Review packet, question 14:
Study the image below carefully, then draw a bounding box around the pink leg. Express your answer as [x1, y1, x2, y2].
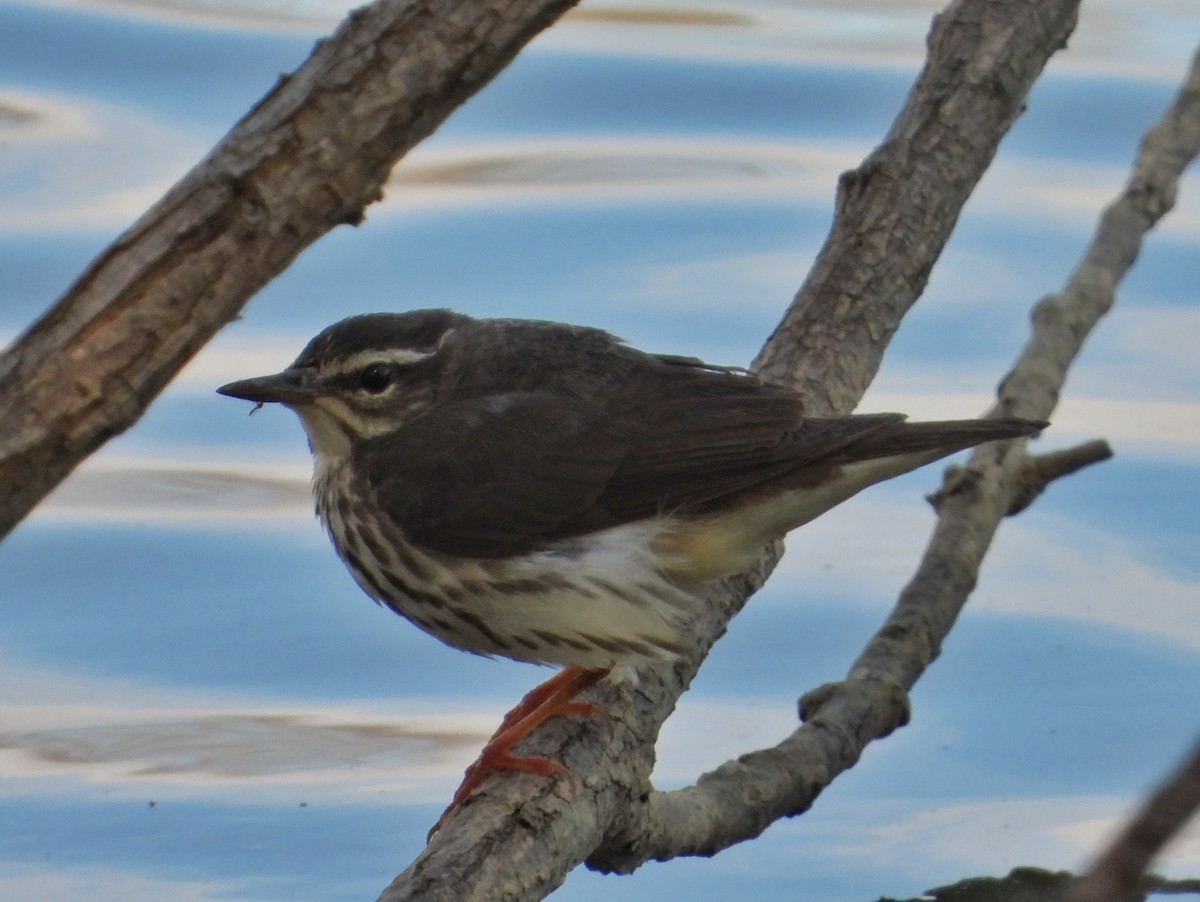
[429, 666, 609, 839]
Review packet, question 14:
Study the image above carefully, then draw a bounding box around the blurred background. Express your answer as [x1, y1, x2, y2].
[1, 0, 1198, 899]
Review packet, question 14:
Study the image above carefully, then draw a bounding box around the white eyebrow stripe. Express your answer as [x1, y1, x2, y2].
[327, 348, 436, 375]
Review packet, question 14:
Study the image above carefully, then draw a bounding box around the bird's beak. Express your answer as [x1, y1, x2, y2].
[216, 367, 318, 406]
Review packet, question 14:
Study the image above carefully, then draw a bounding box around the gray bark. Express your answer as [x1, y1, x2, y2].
[1066, 734, 1200, 902]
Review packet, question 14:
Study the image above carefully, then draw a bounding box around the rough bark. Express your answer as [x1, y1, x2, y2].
[0, 0, 581, 541]
[751, 0, 1076, 409]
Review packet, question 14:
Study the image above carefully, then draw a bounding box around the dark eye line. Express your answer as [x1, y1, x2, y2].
[325, 351, 438, 396]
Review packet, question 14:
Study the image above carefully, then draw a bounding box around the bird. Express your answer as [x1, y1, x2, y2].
[217, 309, 1044, 827]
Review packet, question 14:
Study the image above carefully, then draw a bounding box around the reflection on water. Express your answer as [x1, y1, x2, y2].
[33, 0, 758, 32]
[386, 139, 840, 208]
[0, 89, 88, 140]
[39, 460, 311, 524]
[0, 708, 479, 781]
[0, 87, 198, 233]
[397, 145, 788, 187]
[568, 6, 754, 27]
[34, 0, 342, 30]
[0, 98, 37, 126]
[37, 0, 1200, 76]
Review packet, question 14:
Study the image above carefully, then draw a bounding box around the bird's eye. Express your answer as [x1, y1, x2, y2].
[358, 363, 397, 394]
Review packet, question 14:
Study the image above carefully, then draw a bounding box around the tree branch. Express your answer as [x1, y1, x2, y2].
[586, 36, 1200, 878]
[1065, 736, 1200, 902]
[0, 0, 581, 541]
[752, 0, 1078, 411]
[931, 438, 1114, 516]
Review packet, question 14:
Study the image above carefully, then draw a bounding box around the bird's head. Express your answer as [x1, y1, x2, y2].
[217, 309, 467, 460]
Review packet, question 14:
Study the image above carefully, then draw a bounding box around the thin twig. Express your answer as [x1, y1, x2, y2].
[929, 438, 1114, 515]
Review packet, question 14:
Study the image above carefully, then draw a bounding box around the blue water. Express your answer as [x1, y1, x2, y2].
[0, 3, 314, 129]
[2, 0, 1199, 899]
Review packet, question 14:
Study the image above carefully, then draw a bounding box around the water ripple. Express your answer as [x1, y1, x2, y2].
[387, 139, 843, 207]
[40, 460, 311, 524]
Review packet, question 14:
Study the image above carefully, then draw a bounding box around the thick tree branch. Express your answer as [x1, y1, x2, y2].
[752, 0, 1077, 410]
[586, 40, 1200, 874]
[0, 0, 581, 541]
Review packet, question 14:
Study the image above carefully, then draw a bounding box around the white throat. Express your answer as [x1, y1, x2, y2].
[296, 404, 354, 462]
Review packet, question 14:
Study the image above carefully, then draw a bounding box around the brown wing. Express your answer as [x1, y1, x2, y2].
[601, 371, 1043, 518]
[593, 359, 895, 520]
[365, 359, 860, 557]
[362, 353, 1042, 558]
[360, 391, 627, 558]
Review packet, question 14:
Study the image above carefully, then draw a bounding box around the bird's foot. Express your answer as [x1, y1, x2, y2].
[428, 666, 609, 840]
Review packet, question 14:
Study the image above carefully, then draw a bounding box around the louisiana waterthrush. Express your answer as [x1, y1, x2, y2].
[218, 309, 1044, 819]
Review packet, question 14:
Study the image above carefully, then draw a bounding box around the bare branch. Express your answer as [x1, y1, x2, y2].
[930, 438, 1114, 516]
[1065, 736, 1200, 902]
[0, 0, 581, 540]
[7, 0, 1191, 895]
[992, 45, 1200, 424]
[587, 38, 1200, 875]
[753, 0, 1079, 412]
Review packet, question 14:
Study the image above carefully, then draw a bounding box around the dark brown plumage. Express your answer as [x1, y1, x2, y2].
[219, 310, 1045, 666]
[218, 310, 1045, 825]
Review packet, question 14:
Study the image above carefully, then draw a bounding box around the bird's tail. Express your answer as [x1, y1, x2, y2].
[840, 416, 1047, 462]
[676, 415, 1047, 579]
[657, 414, 1047, 583]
